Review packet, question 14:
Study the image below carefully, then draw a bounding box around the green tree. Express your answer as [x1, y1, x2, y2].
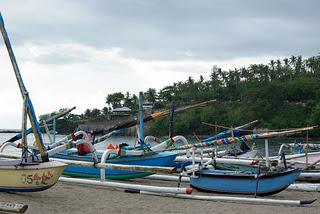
[106, 92, 125, 109]
[144, 88, 157, 103]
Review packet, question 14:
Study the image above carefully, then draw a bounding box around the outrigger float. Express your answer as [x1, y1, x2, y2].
[0, 12, 66, 192]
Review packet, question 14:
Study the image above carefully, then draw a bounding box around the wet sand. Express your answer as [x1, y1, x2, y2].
[0, 178, 319, 214]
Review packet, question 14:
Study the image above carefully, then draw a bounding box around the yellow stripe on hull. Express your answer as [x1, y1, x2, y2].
[0, 161, 66, 192]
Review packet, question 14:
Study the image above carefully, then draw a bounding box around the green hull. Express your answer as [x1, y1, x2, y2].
[63, 171, 153, 180]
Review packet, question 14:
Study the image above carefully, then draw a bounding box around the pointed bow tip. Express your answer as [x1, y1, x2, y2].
[300, 199, 317, 205]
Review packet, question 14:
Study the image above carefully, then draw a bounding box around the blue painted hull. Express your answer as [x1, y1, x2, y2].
[190, 168, 300, 195]
[52, 151, 177, 180]
[173, 161, 192, 168]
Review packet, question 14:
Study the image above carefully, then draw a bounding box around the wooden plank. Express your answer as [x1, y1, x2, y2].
[0, 202, 28, 213]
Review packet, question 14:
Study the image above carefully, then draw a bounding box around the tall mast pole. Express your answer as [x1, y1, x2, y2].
[0, 12, 48, 161]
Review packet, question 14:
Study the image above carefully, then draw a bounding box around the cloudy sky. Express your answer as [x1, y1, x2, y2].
[0, 0, 319, 128]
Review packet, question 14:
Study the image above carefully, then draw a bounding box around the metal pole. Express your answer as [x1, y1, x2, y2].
[200, 148, 204, 165]
[100, 168, 106, 181]
[53, 119, 56, 144]
[192, 148, 196, 177]
[138, 92, 144, 145]
[214, 121, 217, 135]
[42, 120, 53, 144]
[265, 139, 270, 168]
[169, 102, 174, 138]
[306, 130, 309, 168]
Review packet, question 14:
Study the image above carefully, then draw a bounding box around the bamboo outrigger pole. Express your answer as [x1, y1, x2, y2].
[94, 100, 216, 144]
[0, 12, 48, 162]
[202, 120, 259, 142]
[1, 106, 76, 146]
[59, 177, 193, 195]
[141, 192, 316, 206]
[165, 126, 317, 151]
[40, 106, 76, 124]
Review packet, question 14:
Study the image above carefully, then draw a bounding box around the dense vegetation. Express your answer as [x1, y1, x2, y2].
[50, 55, 320, 137]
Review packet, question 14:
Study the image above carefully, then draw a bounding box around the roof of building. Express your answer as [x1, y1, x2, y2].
[112, 106, 132, 112]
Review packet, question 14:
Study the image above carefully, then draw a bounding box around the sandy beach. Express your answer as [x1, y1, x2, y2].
[0, 178, 319, 214]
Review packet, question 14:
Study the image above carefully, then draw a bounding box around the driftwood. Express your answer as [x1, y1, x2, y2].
[0, 202, 28, 213]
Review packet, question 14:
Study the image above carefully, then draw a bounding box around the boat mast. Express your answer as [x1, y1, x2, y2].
[138, 92, 145, 147]
[20, 92, 28, 162]
[0, 12, 48, 162]
[169, 103, 174, 138]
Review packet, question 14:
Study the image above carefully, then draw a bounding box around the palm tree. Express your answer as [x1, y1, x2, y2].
[240, 67, 249, 82]
[275, 59, 282, 79]
[199, 75, 204, 83]
[210, 66, 223, 98]
[249, 64, 259, 81]
[144, 88, 157, 103]
[282, 58, 293, 80]
[305, 57, 316, 74]
[295, 55, 303, 75]
[269, 60, 277, 81]
[290, 55, 296, 67]
[269, 60, 275, 70]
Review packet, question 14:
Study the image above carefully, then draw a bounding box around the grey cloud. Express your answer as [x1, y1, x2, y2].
[0, 0, 319, 60]
[33, 52, 89, 65]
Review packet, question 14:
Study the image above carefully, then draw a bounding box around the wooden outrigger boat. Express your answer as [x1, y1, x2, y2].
[168, 128, 315, 195]
[0, 161, 66, 192]
[54, 92, 178, 179]
[277, 142, 320, 182]
[0, 12, 66, 192]
[197, 138, 320, 182]
[189, 168, 300, 196]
